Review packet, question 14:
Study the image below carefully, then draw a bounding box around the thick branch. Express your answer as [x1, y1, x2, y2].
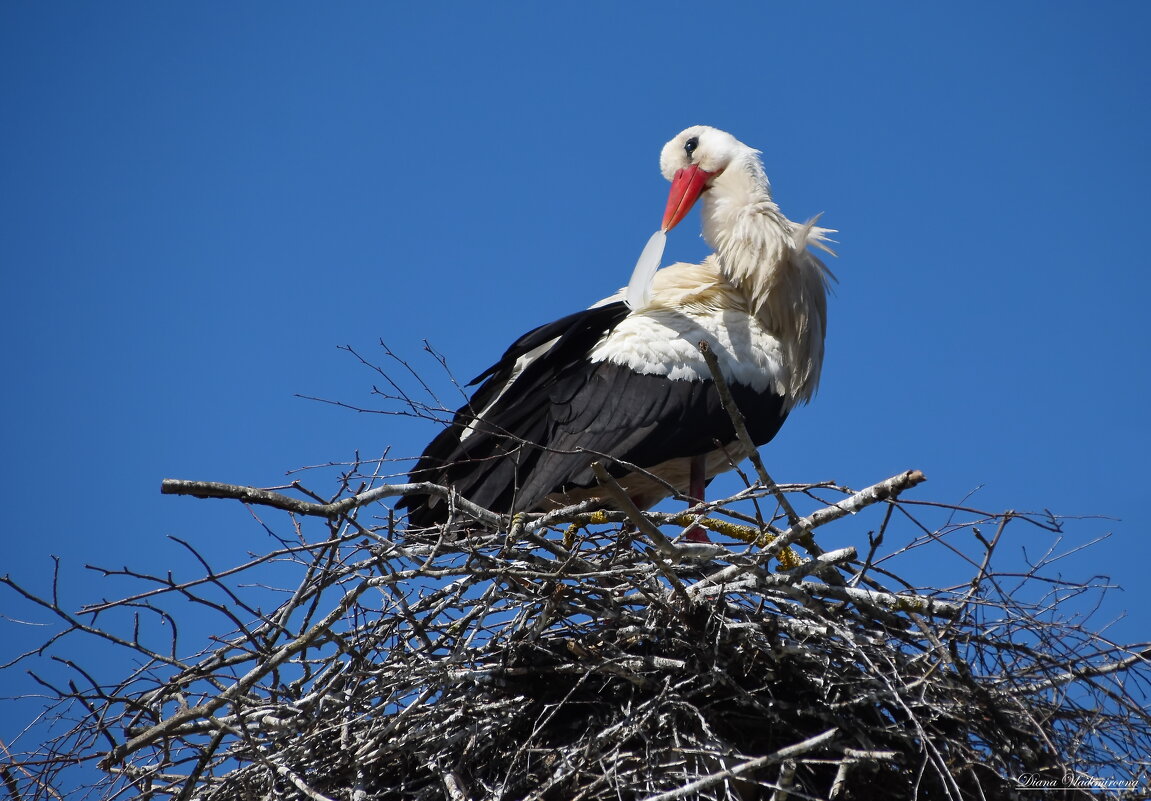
[641, 727, 838, 801]
[686, 470, 926, 595]
[160, 479, 503, 527]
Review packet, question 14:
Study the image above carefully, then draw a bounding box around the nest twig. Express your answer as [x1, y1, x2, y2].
[3, 465, 1149, 801]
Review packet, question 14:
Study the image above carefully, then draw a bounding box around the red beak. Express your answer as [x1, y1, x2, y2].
[661, 164, 714, 232]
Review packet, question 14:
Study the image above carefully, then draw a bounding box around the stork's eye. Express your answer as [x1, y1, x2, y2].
[684, 137, 699, 157]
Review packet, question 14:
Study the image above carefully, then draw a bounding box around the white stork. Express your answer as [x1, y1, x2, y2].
[400, 126, 835, 537]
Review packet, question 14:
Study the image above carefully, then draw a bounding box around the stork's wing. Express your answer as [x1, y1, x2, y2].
[400, 300, 787, 526]
[509, 360, 788, 507]
[400, 301, 628, 524]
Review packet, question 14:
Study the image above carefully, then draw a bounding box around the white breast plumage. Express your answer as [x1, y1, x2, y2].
[588, 306, 787, 396]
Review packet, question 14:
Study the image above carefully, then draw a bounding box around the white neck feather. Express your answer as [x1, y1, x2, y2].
[700, 151, 834, 404]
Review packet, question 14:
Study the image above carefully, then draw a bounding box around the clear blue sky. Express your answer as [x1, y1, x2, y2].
[3, 0, 1149, 758]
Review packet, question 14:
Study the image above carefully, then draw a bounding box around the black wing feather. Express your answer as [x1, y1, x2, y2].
[400, 302, 629, 524]
[400, 301, 787, 526]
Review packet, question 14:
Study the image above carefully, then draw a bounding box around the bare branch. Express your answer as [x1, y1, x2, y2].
[640, 727, 839, 801]
[160, 478, 503, 527]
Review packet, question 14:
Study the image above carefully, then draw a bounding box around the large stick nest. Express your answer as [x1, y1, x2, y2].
[3, 466, 1149, 801]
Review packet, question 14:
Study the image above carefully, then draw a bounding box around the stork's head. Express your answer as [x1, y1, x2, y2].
[659, 126, 760, 232]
